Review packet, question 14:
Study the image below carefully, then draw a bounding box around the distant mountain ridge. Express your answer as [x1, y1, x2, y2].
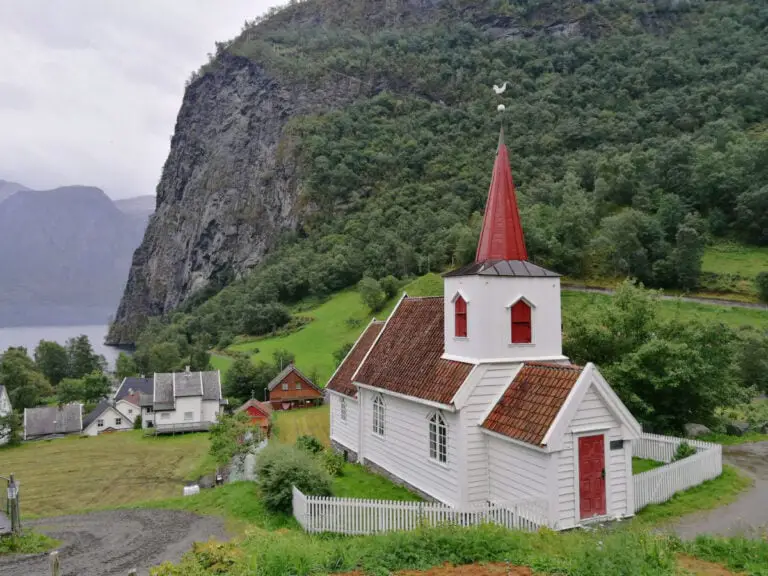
[0, 182, 154, 327]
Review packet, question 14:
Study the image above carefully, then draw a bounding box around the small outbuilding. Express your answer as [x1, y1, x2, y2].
[235, 398, 273, 436]
[267, 364, 323, 411]
[23, 403, 83, 440]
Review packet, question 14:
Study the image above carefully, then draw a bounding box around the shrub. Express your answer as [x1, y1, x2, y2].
[256, 443, 332, 513]
[295, 434, 324, 454]
[379, 275, 400, 299]
[322, 449, 345, 477]
[674, 441, 697, 461]
[133, 414, 143, 430]
[358, 277, 387, 312]
[756, 272, 768, 303]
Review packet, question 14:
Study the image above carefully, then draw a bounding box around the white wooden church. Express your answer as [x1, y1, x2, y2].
[327, 129, 643, 530]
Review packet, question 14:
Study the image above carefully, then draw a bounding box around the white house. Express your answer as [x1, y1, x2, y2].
[140, 368, 226, 432]
[0, 385, 12, 445]
[82, 400, 134, 436]
[114, 376, 153, 425]
[327, 129, 642, 530]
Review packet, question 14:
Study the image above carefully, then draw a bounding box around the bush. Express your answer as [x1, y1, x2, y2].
[756, 272, 768, 303]
[256, 443, 332, 513]
[379, 275, 400, 299]
[358, 277, 387, 312]
[673, 441, 697, 461]
[322, 449, 345, 477]
[133, 414, 143, 430]
[295, 434, 324, 454]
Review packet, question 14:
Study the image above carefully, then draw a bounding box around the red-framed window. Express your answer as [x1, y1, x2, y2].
[455, 296, 467, 338]
[511, 300, 532, 344]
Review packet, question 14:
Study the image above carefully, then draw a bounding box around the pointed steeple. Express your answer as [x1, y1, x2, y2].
[475, 128, 528, 262]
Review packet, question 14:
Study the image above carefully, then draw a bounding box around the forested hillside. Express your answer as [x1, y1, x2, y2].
[113, 0, 768, 357]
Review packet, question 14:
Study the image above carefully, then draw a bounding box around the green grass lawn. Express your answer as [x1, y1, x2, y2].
[633, 465, 752, 525]
[333, 464, 422, 501]
[700, 432, 768, 445]
[273, 405, 331, 446]
[0, 532, 60, 556]
[632, 457, 664, 474]
[702, 241, 768, 279]
[0, 431, 213, 518]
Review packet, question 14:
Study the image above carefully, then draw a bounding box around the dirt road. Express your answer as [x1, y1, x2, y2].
[672, 441, 768, 539]
[0, 509, 227, 576]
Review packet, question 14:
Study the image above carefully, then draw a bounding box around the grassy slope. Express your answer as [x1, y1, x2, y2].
[221, 272, 767, 379]
[273, 405, 331, 447]
[702, 241, 768, 279]
[1, 431, 212, 518]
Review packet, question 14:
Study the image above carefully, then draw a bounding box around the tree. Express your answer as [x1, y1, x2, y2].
[209, 412, 263, 468]
[333, 342, 353, 367]
[670, 213, 705, 290]
[66, 335, 103, 378]
[0, 347, 53, 410]
[82, 372, 111, 404]
[735, 186, 768, 245]
[757, 272, 768, 303]
[358, 277, 386, 312]
[0, 412, 22, 446]
[272, 349, 295, 371]
[379, 275, 400, 299]
[224, 357, 271, 404]
[115, 353, 139, 381]
[57, 378, 85, 404]
[255, 443, 332, 513]
[148, 342, 183, 373]
[34, 341, 69, 386]
[133, 414, 143, 430]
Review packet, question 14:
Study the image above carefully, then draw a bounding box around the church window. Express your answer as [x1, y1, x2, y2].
[429, 412, 447, 463]
[511, 300, 532, 344]
[340, 397, 347, 421]
[455, 295, 467, 338]
[372, 394, 385, 436]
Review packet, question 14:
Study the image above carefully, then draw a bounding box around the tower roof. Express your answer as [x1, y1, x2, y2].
[475, 129, 528, 262]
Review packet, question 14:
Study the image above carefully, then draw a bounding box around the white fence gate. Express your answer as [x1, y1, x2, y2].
[633, 432, 722, 511]
[292, 487, 547, 535]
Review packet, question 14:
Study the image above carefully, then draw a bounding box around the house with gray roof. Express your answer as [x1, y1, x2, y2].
[23, 403, 83, 440]
[82, 400, 134, 436]
[141, 368, 226, 433]
[0, 384, 12, 445]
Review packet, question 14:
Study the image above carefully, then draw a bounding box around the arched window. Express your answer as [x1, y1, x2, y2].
[372, 394, 385, 436]
[455, 295, 468, 338]
[429, 412, 447, 463]
[511, 300, 532, 344]
[340, 397, 347, 421]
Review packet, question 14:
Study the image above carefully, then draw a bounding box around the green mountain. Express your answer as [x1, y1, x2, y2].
[109, 0, 768, 347]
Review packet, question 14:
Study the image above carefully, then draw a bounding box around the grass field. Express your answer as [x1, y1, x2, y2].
[273, 405, 331, 446]
[0, 431, 213, 518]
[702, 241, 768, 279]
[632, 457, 664, 474]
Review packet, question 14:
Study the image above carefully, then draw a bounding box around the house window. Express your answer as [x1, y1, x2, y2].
[115, 418, 122, 426]
[161, 413, 170, 420]
[184, 412, 194, 421]
[296, 382, 302, 390]
[511, 300, 532, 344]
[454, 295, 467, 338]
[146, 407, 153, 414]
[127, 409, 133, 415]
[372, 394, 385, 436]
[340, 398, 347, 421]
[97, 419, 104, 428]
[282, 383, 288, 391]
[429, 412, 447, 463]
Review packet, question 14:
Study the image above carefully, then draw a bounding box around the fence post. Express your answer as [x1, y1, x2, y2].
[50, 551, 60, 576]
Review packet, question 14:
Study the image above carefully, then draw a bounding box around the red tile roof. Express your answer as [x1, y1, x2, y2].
[326, 321, 385, 398]
[354, 297, 473, 405]
[235, 399, 273, 416]
[482, 362, 583, 446]
[121, 392, 141, 408]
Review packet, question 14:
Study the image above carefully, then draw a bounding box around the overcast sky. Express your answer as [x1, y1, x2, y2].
[0, 0, 280, 199]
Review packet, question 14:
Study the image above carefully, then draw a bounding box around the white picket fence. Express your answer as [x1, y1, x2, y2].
[633, 432, 722, 511]
[292, 487, 547, 535]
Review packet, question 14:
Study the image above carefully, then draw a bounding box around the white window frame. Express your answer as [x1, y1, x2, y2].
[115, 418, 122, 426]
[428, 411, 448, 464]
[340, 397, 347, 421]
[97, 419, 104, 428]
[184, 411, 194, 421]
[296, 382, 302, 390]
[282, 383, 289, 391]
[372, 394, 385, 437]
[146, 407, 153, 414]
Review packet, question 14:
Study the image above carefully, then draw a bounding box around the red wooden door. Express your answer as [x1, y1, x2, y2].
[578, 435, 606, 518]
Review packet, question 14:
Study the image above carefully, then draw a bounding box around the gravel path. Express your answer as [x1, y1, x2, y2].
[671, 441, 768, 539]
[563, 285, 768, 310]
[0, 509, 228, 576]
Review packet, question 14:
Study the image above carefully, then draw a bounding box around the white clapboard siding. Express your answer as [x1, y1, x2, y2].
[633, 433, 722, 512]
[330, 393, 359, 453]
[291, 486, 547, 535]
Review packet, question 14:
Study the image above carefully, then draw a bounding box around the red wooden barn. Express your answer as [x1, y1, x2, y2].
[267, 364, 324, 411]
[235, 399, 273, 435]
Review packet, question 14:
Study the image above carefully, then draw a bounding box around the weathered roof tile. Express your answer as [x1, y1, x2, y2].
[326, 320, 385, 398]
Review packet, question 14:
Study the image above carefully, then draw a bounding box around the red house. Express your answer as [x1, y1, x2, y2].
[267, 364, 323, 410]
[234, 399, 273, 436]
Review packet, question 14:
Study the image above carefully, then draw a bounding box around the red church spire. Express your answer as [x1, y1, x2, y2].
[475, 128, 528, 262]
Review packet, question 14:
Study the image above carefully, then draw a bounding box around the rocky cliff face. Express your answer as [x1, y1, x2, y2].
[108, 52, 365, 344]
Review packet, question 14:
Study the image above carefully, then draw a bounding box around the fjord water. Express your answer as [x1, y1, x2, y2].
[0, 324, 121, 368]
